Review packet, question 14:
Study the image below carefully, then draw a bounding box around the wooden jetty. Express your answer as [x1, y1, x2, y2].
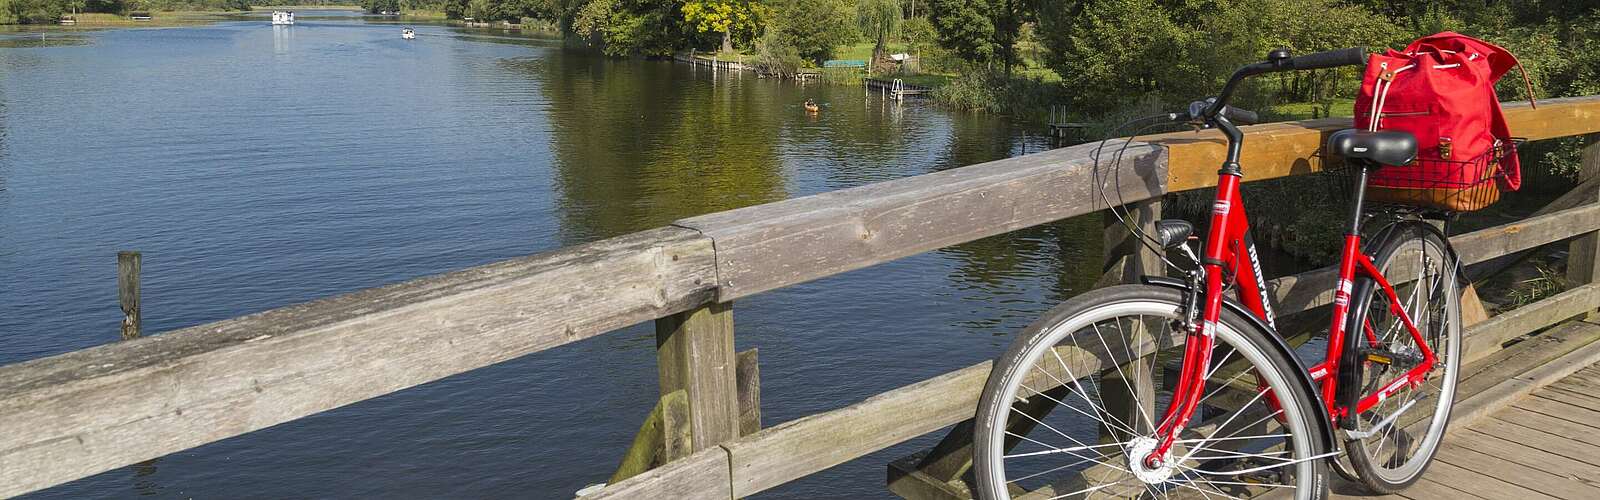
[1047, 104, 1090, 141]
[675, 53, 750, 73]
[0, 96, 1598, 499]
[866, 78, 932, 100]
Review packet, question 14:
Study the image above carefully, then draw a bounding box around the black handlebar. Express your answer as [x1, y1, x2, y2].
[1284, 47, 1368, 71]
[1225, 106, 1259, 125]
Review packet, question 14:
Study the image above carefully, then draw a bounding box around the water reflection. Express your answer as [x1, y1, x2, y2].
[1, 19, 1103, 499]
[272, 25, 294, 55]
[533, 53, 786, 243]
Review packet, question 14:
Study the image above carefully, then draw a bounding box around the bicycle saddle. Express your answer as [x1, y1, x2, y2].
[1327, 129, 1417, 166]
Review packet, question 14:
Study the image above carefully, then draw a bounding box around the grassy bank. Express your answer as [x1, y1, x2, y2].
[42, 12, 231, 28]
[248, 5, 361, 9]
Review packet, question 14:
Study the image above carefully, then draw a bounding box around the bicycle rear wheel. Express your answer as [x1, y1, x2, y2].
[1343, 222, 1461, 493]
[974, 285, 1329, 499]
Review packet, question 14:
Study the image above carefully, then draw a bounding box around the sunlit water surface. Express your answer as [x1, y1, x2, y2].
[0, 13, 1113, 498]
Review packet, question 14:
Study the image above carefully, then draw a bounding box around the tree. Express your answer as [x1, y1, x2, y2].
[363, 0, 401, 13]
[928, 0, 1035, 76]
[856, 0, 900, 65]
[682, 1, 765, 53]
[767, 0, 857, 64]
[5, 0, 64, 23]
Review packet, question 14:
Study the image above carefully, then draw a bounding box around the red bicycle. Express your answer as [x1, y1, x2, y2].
[974, 47, 1465, 499]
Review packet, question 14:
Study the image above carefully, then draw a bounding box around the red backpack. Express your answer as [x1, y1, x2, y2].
[1354, 32, 1535, 211]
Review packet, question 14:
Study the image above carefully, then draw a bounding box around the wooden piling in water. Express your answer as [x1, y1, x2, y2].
[118, 251, 141, 340]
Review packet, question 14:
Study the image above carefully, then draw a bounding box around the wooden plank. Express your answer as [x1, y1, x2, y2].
[1451, 200, 1600, 266]
[586, 446, 733, 500]
[1451, 428, 1600, 488]
[1458, 320, 1600, 397]
[736, 348, 761, 436]
[1495, 407, 1600, 447]
[656, 302, 740, 451]
[1155, 95, 1600, 191]
[1571, 134, 1600, 319]
[0, 226, 718, 498]
[1460, 422, 1600, 468]
[1512, 396, 1600, 428]
[1412, 459, 1559, 500]
[1433, 442, 1598, 500]
[1268, 203, 1600, 320]
[1534, 388, 1600, 413]
[1460, 284, 1600, 366]
[1549, 379, 1600, 400]
[676, 140, 1168, 301]
[118, 251, 141, 340]
[1390, 479, 1488, 500]
[723, 363, 991, 497]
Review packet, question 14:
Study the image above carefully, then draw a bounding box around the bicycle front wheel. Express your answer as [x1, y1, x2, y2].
[974, 285, 1329, 500]
[1344, 221, 1461, 493]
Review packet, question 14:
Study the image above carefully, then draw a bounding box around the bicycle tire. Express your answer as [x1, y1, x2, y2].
[974, 284, 1330, 499]
[1343, 221, 1462, 493]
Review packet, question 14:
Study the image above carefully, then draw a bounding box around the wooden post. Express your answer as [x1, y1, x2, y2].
[1567, 134, 1600, 319]
[655, 302, 740, 452]
[736, 348, 762, 436]
[118, 251, 141, 340]
[1095, 200, 1161, 441]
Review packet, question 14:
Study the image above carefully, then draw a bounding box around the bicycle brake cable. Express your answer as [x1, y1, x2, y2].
[1091, 115, 1190, 274]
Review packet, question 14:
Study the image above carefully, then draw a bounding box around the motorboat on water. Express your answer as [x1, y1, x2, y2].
[402, 28, 416, 39]
[271, 11, 294, 25]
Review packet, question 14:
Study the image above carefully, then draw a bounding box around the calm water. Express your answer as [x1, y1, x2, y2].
[0, 13, 1108, 498]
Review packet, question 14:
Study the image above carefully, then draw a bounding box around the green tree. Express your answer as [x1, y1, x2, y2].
[5, 0, 64, 23]
[572, 0, 687, 57]
[928, 0, 1035, 76]
[768, 0, 857, 64]
[682, 0, 765, 53]
[363, 0, 401, 13]
[856, 0, 900, 65]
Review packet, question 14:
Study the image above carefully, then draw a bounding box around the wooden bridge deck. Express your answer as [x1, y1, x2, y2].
[1332, 320, 1600, 500]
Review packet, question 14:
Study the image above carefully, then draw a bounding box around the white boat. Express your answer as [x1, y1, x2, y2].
[271, 11, 294, 25]
[402, 28, 415, 39]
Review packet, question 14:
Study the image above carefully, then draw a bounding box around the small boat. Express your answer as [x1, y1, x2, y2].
[271, 11, 294, 25]
[803, 100, 820, 113]
[402, 28, 416, 39]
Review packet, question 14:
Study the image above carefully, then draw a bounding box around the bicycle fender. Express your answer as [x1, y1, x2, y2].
[1141, 275, 1339, 452]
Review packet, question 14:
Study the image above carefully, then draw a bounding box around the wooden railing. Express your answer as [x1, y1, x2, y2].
[1, 96, 1597, 499]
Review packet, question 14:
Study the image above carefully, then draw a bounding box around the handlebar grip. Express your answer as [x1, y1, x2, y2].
[1226, 107, 1259, 125]
[1288, 47, 1368, 70]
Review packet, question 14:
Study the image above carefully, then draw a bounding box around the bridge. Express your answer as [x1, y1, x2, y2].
[1, 96, 1598, 498]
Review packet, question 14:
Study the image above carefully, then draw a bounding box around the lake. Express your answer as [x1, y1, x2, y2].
[0, 12, 1107, 498]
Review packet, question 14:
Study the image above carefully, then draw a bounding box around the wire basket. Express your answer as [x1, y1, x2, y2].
[1324, 138, 1522, 213]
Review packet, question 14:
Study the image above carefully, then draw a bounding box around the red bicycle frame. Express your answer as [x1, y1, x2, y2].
[1147, 165, 1439, 460]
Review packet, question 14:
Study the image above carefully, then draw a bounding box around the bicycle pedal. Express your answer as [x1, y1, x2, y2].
[1357, 347, 1422, 368]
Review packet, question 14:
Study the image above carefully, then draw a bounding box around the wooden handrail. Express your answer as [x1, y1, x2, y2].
[0, 227, 717, 497]
[1, 96, 1597, 498]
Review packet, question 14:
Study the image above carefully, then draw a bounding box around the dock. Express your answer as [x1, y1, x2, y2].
[0, 95, 1598, 498]
[866, 78, 932, 100]
[674, 52, 750, 72]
